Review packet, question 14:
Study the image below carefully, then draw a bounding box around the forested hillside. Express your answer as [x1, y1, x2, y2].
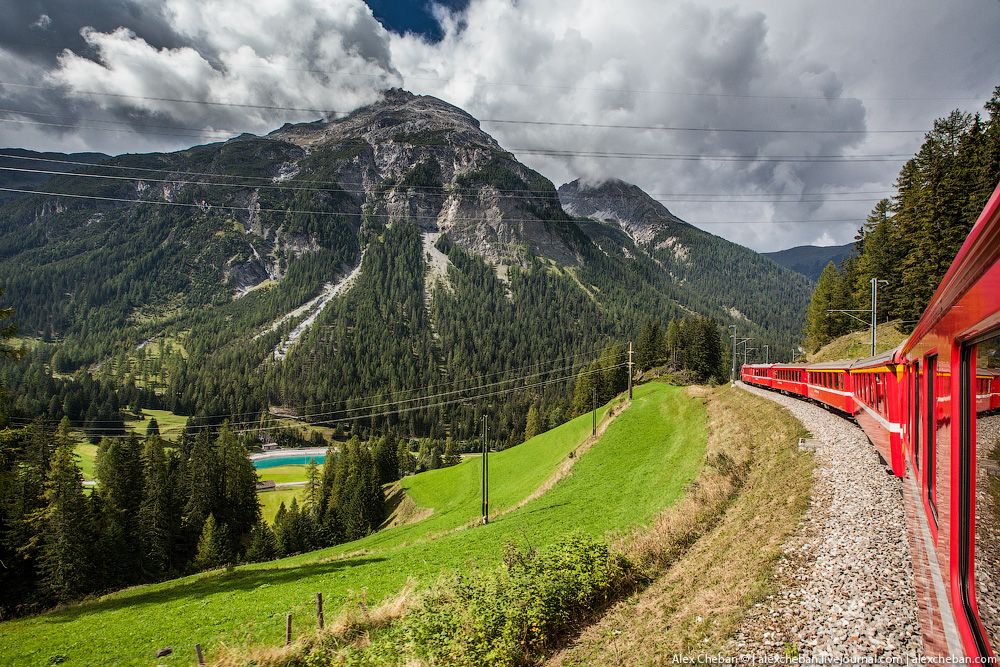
[0, 90, 799, 445]
[803, 87, 1000, 351]
[763, 243, 855, 282]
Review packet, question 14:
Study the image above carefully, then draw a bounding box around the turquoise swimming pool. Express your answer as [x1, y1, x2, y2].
[253, 454, 325, 469]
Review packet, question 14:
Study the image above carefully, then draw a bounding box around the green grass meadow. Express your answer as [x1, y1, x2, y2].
[124, 408, 189, 441]
[0, 383, 706, 665]
[258, 488, 306, 523]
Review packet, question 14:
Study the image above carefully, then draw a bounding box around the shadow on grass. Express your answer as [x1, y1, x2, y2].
[44, 554, 386, 623]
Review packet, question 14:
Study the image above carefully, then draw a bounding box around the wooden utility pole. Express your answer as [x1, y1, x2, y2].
[481, 415, 489, 525]
[627, 340, 634, 400]
[592, 388, 597, 436]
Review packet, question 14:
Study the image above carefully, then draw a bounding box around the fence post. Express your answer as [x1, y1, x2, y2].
[317, 592, 324, 630]
[195, 644, 205, 665]
[285, 613, 293, 645]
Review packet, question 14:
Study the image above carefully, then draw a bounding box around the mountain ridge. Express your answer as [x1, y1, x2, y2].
[0, 89, 809, 442]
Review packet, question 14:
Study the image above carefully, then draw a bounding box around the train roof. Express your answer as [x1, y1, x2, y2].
[849, 347, 903, 370]
[805, 359, 855, 370]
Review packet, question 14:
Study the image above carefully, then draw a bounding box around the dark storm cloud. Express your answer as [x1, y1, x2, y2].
[0, 0, 998, 249]
[0, 0, 188, 64]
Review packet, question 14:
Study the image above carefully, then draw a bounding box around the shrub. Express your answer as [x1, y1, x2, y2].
[395, 534, 635, 666]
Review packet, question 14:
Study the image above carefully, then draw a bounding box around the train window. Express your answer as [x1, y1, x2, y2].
[926, 356, 938, 522]
[914, 365, 921, 468]
[960, 330, 1000, 654]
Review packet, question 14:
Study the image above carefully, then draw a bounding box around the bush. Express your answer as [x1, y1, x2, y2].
[395, 534, 635, 666]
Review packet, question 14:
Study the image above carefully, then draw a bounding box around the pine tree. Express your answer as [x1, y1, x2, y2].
[635, 319, 663, 371]
[182, 429, 215, 544]
[245, 520, 278, 562]
[145, 417, 160, 438]
[442, 436, 461, 466]
[523, 403, 541, 441]
[571, 367, 596, 416]
[139, 436, 172, 576]
[193, 514, 230, 570]
[95, 434, 144, 585]
[35, 444, 93, 602]
[304, 459, 321, 515]
[373, 435, 398, 485]
[214, 423, 260, 558]
[803, 262, 852, 351]
[396, 440, 415, 478]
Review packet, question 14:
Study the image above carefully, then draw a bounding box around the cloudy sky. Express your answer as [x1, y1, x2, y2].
[1, 0, 998, 251]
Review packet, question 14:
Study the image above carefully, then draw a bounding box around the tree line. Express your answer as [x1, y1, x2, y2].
[804, 86, 1000, 351]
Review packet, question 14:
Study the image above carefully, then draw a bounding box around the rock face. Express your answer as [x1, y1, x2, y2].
[559, 177, 814, 338]
[267, 88, 583, 270]
[559, 178, 688, 248]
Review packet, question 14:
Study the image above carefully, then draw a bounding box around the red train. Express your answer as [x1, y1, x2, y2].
[742, 181, 1000, 658]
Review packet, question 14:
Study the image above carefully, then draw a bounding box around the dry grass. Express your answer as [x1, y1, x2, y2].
[547, 384, 813, 666]
[212, 584, 417, 667]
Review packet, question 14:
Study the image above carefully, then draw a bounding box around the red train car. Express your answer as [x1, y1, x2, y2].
[771, 364, 807, 396]
[849, 350, 906, 476]
[804, 361, 854, 414]
[898, 182, 1000, 658]
[741, 364, 773, 387]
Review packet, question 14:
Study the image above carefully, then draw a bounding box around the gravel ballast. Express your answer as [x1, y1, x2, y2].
[731, 382, 924, 659]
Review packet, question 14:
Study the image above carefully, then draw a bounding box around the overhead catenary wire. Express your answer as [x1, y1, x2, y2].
[40, 352, 618, 432]
[44, 362, 629, 438]
[0, 187, 871, 225]
[0, 81, 933, 134]
[0, 153, 898, 202]
[0, 166, 892, 207]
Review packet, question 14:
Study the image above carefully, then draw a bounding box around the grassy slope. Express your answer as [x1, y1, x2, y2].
[259, 488, 306, 524]
[73, 443, 98, 482]
[807, 321, 908, 363]
[550, 384, 813, 664]
[256, 464, 318, 485]
[1, 383, 703, 666]
[124, 408, 189, 441]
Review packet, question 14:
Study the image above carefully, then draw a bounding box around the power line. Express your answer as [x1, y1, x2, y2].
[46, 353, 613, 431]
[0, 113, 915, 161]
[0, 81, 931, 133]
[0, 186, 868, 225]
[45, 362, 627, 438]
[0, 166, 890, 206]
[0, 153, 897, 202]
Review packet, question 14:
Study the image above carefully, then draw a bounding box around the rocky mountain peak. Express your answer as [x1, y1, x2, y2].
[558, 178, 689, 247]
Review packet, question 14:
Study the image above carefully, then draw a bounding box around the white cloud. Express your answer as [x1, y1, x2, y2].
[2, 0, 998, 251]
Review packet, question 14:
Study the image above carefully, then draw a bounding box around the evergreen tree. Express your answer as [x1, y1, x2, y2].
[182, 429, 215, 541]
[139, 436, 172, 577]
[396, 440, 415, 478]
[213, 424, 260, 558]
[523, 403, 541, 441]
[803, 262, 853, 351]
[304, 459, 321, 515]
[95, 434, 144, 585]
[193, 514, 230, 570]
[635, 319, 663, 371]
[442, 436, 461, 466]
[35, 444, 93, 602]
[245, 519, 278, 562]
[373, 435, 398, 485]
[145, 417, 160, 438]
